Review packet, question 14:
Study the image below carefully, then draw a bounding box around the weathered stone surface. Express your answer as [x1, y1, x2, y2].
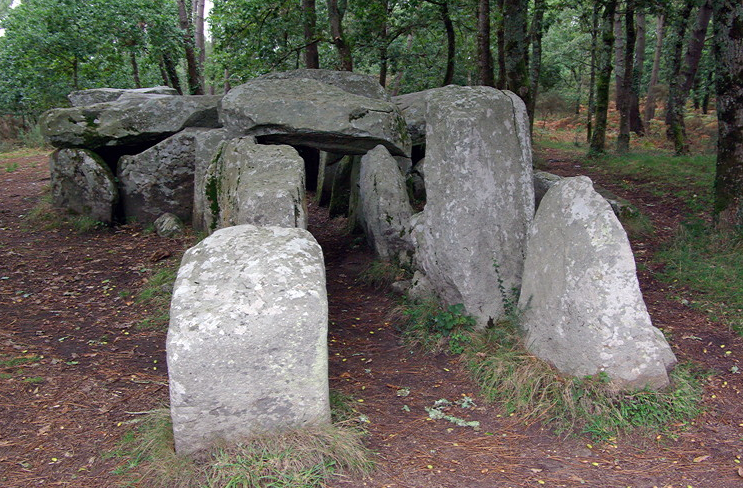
[67, 86, 178, 106]
[118, 130, 199, 225]
[328, 155, 355, 218]
[192, 129, 240, 232]
[167, 224, 330, 454]
[518, 176, 676, 389]
[412, 86, 534, 328]
[219, 78, 410, 156]
[260, 69, 390, 101]
[534, 170, 640, 219]
[359, 145, 414, 262]
[41, 95, 221, 149]
[206, 138, 307, 230]
[315, 152, 343, 207]
[49, 148, 118, 223]
[154, 212, 184, 238]
[393, 89, 437, 145]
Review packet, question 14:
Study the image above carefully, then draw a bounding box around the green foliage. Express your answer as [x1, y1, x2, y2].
[4, 161, 17, 172]
[656, 223, 743, 336]
[69, 215, 103, 233]
[358, 259, 411, 289]
[0, 354, 42, 369]
[399, 298, 476, 354]
[466, 324, 703, 441]
[137, 267, 178, 330]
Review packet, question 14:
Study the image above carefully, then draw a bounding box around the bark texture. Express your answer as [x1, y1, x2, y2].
[503, 0, 532, 120]
[589, 0, 617, 154]
[616, 0, 636, 153]
[328, 0, 353, 71]
[303, 0, 320, 69]
[644, 14, 664, 126]
[177, 0, 203, 95]
[477, 0, 495, 86]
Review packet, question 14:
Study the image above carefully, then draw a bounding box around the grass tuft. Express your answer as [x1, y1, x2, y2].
[358, 259, 411, 289]
[137, 268, 178, 330]
[395, 297, 476, 355]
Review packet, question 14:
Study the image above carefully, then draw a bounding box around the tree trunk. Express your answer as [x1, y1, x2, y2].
[224, 69, 231, 94]
[712, 0, 743, 229]
[589, 0, 617, 155]
[629, 12, 645, 135]
[158, 61, 170, 87]
[442, 1, 456, 86]
[476, 0, 495, 86]
[617, 0, 636, 153]
[391, 34, 414, 96]
[529, 0, 545, 132]
[193, 0, 206, 88]
[163, 53, 183, 94]
[496, 0, 506, 89]
[680, 0, 713, 102]
[587, 2, 599, 143]
[613, 12, 625, 107]
[303, 0, 320, 69]
[664, 0, 695, 154]
[644, 14, 664, 126]
[379, 44, 389, 87]
[327, 0, 353, 71]
[130, 51, 141, 88]
[503, 0, 532, 120]
[176, 0, 203, 94]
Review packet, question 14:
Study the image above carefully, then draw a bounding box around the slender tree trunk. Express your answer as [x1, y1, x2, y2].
[379, 43, 389, 87]
[327, 0, 353, 71]
[442, 0, 455, 86]
[176, 0, 203, 94]
[130, 52, 141, 88]
[163, 53, 183, 94]
[680, 0, 713, 102]
[477, 0, 495, 86]
[617, 0, 636, 153]
[529, 0, 545, 132]
[503, 0, 532, 120]
[496, 0, 506, 89]
[193, 0, 206, 88]
[613, 12, 625, 107]
[644, 14, 664, 126]
[629, 12, 645, 135]
[665, 0, 695, 153]
[158, 61, 170, 87]
[224, 69, 231, 94]
[589, 0, 617, 154]
[712, 0, 743, 229]
[303, 0, 320, 69]
[587, 2, 599, 143]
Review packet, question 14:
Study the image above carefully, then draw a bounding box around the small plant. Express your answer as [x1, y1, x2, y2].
[69, 215, 103, 233]
[399, 298, 476, 354]
[5, 161, 18, 172]
[137, 267, 178, 330]
[358, 260, 411, 289]
[18, 124, 47, 149]
[22, 377, 44, 384]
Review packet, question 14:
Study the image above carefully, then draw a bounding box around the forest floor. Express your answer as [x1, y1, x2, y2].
[0, 147, 742, 487]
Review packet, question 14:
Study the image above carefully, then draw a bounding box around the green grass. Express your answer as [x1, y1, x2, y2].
[465, 322, 703, 441]
[394, 297, 476, 355]
[137, 268, 179, 330]
[0, 355, 41, 369]
[656, 222, 743, 335]
[358, 260, 411, 289]
[110, 396, 373, 487]
[5, 161, 18, 172]
[0, 147, 48, 161]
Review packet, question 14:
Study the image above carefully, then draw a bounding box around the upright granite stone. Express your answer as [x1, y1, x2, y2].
[518, 176, 676, 389]
[67, 86, 178, 106]
[413, 86, 534, 327]
[359, 145, 414, 262]
[118, 129, 199, 225]
[192, 129, 238, 232]
[219, 78, 410, 157]
[167, 225, 330, 454]
[206, 137, 307, 230]
[49, 148, 118, 224]
[41, 95, 221, 150]
[260, 69, 390, 101]
[315, 152, 343, 207]
[393, 88, 437, 146]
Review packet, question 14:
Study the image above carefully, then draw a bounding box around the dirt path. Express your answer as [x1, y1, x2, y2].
[0, 151, 742, 487]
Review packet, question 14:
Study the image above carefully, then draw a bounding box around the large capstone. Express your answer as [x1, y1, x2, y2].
[49, 148, 118, 224]
[518, 176, 676, 389]
[359, 145, 414, 263]
[67, 86, 179, 106]
[167, 224, 330, 454]
[205, 137, 307, 231]
[118, 129, 199, 225]
[412, 86, 534, 327]
[40, 95, 220, 150]
[259, 69, 391, 101]
[219, 78, 410, 157]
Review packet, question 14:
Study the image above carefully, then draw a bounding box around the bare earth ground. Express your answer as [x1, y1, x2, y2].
[0, 150, 741, 487]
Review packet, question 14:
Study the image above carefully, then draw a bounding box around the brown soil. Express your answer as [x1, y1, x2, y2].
[1, 150, 741, 487]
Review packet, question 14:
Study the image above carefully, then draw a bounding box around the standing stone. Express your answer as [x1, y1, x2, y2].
[192, 129, 239, 232]
[518, 176, 676, 389]
[359, 145, 414, 263]
[315, 152, 344, 207]
[49, 148, 118, 224]
[393, 88, 437, 146]
[413, 86, 534, 327]
[118, 130, 198, 225]
[206, 138, 307, 230]
[167, 225, 330, 454]
[328, 155, 355, 218]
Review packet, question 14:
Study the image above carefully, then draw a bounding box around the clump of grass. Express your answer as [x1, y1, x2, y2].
[113, 399, 373, 487]
[69, 215, 103, 233]
[620, 211, 655, 239]
[137, 268, 178, 330]
[0, 354, 42, 369]
[656, 222, 743, 335]
[465, 322, 703, 441]
[5, 161, 18, 172]
[358, 259, 411, 289]
[395, 297, 476, 355]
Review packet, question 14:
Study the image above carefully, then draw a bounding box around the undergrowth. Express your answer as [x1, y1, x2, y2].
[137, 267, 178, 330]
[111, 394, 373, 487]
[358, 259, 412, 289]
[395, 297, 476, 354]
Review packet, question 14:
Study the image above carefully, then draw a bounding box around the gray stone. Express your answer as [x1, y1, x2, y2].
[393, 89, 437, 145]
[41, 95, 221, 149]
[206, 138, 307, 230]
[167, 224, 329, 454]
[118, 130, 199, 225]
[328, 155, 355, 218]
[359, 145, 414, 263]
[219, 78, 410, 157]
[412, 86, 534, 328]
[154, 212, 184, 238]
[192, 129, 240, 232]
[260, 69, 390, 101]
[315, 152, 343, 207]
[67, 86, 178, 106]
[518, 176, 676, 390]
[49, 148, 118, 223]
